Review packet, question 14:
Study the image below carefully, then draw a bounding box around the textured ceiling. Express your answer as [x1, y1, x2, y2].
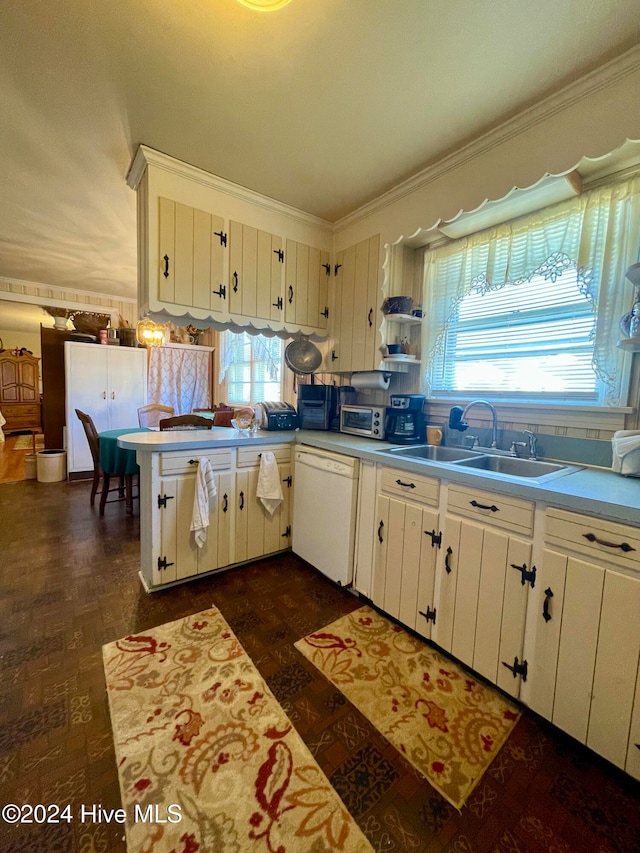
[1, 0, 639, 305]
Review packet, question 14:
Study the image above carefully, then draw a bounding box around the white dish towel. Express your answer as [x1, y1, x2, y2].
[190, 458, 217, 547]
[256, 451, 283, 516]
[611, 430, 640, 476]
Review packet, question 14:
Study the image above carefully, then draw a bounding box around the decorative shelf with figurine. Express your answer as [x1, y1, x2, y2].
[616, 263, 640, 350]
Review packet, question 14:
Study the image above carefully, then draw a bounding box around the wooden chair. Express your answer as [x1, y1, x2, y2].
[74, 409, 135, 515]
[158, 414, 214, 430]
[138, 403, 175, 428]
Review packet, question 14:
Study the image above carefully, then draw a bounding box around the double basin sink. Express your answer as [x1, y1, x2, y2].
[379, 444, 582, 483]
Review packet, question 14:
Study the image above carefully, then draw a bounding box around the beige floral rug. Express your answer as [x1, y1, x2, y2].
[103, 606, 373, 853]
[295, 605, 520, 810]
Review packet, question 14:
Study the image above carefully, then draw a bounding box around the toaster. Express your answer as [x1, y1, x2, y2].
[257, 401, 299, 431]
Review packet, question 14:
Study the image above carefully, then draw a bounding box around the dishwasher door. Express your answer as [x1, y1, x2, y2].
[292, 447, 359, 586]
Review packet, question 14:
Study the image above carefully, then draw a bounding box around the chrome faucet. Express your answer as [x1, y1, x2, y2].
[460, 400, 498, 448]
[523, 429, 538, 460]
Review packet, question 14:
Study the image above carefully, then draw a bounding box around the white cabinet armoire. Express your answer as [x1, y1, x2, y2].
[64, 341, 147, 474]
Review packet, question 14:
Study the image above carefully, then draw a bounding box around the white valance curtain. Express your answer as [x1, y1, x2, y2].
[147, 346, 211, 414]
[423, 176, 640, 406]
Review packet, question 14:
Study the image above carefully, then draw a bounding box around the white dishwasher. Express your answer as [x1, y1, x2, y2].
[292, 446, 359, 586]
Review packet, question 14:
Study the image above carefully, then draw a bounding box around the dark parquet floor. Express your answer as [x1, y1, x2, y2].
[1, 477, 639, 853]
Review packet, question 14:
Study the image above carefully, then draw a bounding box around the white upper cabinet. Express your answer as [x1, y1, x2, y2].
[129, 146, 332, 338]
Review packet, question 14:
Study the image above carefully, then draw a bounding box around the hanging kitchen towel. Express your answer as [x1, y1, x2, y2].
[190, 458, 217, 547]
[611, 430, 640, 476]
[256, 451, 283, 516]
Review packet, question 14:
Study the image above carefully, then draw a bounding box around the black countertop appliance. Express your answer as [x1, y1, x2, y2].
[385, 394, 426, 444]
[298, 384, 337, 431]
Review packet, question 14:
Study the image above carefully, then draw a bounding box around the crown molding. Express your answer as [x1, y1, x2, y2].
[127, 145, 332, 232]
[333, 44, 640, 234]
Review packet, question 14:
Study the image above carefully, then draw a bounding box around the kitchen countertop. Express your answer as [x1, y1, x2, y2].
[118, 428, 640, 526]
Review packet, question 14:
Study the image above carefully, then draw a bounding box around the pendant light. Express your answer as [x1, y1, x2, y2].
[236, 0, 293, 10]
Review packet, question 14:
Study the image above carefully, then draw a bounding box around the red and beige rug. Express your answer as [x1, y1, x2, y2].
[103, 606, 373, 853]
[295, 605, 520, 810]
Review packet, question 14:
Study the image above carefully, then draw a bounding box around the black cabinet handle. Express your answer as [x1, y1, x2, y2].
[368, 307, 373, 327]
[272, 297, 283, 310]
[163, 254, 170, 278]
[232, 271, 239, 293]
[395, 479, 416, 489]
[188, 459, 198, 465]
[470, 500, 499, 512]
[331, 350, 338, 361]
[239, 491, 244, 511]
[223, 493, 228, 513]
[583, 532, 635, 552]
[288, 285, 294, 304]
[543, 587, 554, 622]
[212, 284, 226, 299]
[444, 546, 453, 574]
[321, 306, 329, 319]
[378, 520, 384, 543]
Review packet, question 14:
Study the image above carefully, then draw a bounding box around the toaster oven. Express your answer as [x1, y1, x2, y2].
[340, 404, 386, 440]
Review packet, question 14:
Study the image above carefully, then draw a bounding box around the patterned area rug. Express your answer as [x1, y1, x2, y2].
[103, 606, 373, 853]
[295, 605, 520, 810]
[11, 433, 44, 450]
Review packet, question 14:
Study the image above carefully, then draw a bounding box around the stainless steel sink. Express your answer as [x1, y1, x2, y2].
[453, 454, 580, 482]
[381, 445, 479, 462]
[379, 443, 581, 483]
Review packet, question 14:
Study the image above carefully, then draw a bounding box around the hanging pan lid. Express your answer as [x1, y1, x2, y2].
[284, 338, 322, 375]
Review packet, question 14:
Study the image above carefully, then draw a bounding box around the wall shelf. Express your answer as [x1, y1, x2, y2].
[617, 338, 640, 352]
[382, 312, 422, 325]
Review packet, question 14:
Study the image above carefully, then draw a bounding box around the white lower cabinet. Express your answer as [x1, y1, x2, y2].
[372, 467, 440, 640]
[522, 507, 640, 774]
[142, 444, 292, 590]
[433, 485, 533, 700]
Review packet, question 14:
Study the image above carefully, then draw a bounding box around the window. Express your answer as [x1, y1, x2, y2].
[423, 176, 640, 407]
[438, 264, 596, 399]
[220, 331, 283, 404]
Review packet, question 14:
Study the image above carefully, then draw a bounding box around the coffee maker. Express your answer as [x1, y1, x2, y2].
[385, 394, 426, 444]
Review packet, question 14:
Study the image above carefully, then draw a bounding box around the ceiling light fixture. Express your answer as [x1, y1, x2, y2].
[236, 0, 293, 11]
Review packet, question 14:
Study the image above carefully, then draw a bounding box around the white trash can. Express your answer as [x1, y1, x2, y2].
[36, 449, 67, 483]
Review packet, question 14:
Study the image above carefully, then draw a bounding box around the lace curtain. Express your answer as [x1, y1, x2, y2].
[423, 176, 640, 406]
[147, 347, 211, 414]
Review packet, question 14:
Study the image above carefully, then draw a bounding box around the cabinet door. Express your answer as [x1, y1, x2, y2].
[372, 493, 439, 639]
[158, 196, 176, 303]
[364, 235, 381, 369]
[520, 548, 567, 720]
[0, 357, 19, 402]
[198, 472, 233, 574]
[159, 475, 198, 583]
[587, 569, 640, 768]
[65, 344, 109, 472]
[627, 663, 640, 781]
[159, 197, 228, 315]
[553, 556, 604, 744]
[106, 348, 147, 430]
[193, 210, 226, 312]
[236, 464, 291, 563]
[330, 236, 381, 372]
[18, 359, 39, 402]
[432, 515, 461, 654]
[318, 251, 330, 332]
[256, 231, 284, 323]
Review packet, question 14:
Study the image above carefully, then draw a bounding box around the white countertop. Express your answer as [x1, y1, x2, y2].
[118, 428, 640, 526]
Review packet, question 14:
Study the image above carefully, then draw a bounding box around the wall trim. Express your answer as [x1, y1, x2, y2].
[0, 276, 136, 306]
[333, 44, 640, 234]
